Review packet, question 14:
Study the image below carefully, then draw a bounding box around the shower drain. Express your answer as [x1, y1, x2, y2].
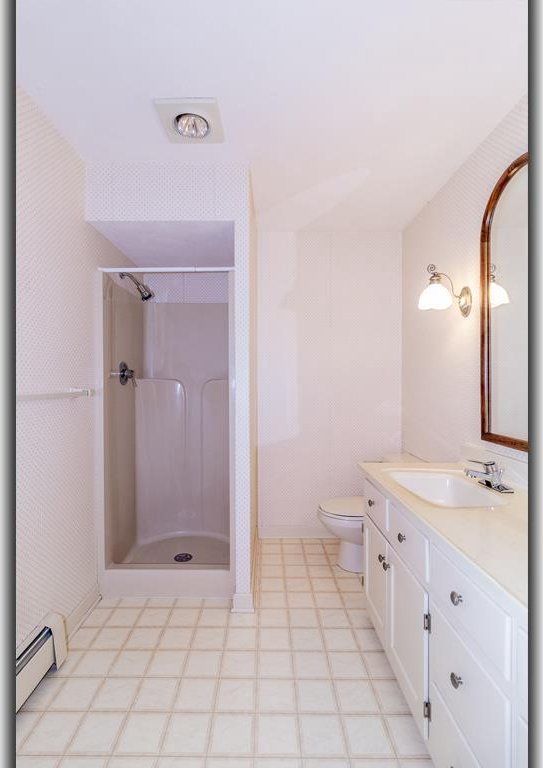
[174, 553, 193, 562]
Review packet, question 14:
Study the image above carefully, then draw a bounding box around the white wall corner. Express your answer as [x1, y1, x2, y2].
[65, 586, 101, 638]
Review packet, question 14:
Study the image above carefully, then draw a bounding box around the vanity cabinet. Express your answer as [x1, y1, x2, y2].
[362, 475, 527, 768]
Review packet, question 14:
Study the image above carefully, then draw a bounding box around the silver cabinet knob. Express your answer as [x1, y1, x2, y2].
[450, 591, 463, 606]
[397, 533, 406, 543]
[378, 554, 385, 563]
[368, 499, 375, 507]
[450, 672, 463, 689]
[382, 561, 390, 571]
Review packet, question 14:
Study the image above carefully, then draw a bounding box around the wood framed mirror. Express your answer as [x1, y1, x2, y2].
[480, 152, 528, 451]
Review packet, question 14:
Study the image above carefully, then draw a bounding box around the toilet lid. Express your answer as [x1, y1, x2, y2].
[318, 496, 364, 518]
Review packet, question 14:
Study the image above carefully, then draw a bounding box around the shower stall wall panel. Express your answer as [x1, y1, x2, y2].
[103, 279, 143, 566]
[128, 302, 229, 564]
[133, 378, 186, 546]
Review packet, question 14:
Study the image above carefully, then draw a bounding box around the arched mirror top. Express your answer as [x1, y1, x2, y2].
[480, 152, 528, 452]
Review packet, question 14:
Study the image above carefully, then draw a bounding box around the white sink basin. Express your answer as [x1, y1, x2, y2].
[385, 469, 507, 508]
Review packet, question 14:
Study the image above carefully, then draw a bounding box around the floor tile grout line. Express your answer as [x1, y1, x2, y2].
[154, 601, 202, 759]
[302, 539, 349, 760]
[282, 539, 302, 758]
[203, 605, 230, 760]
[113, 601, 174, 756]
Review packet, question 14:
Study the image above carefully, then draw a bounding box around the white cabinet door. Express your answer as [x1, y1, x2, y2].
[388, 546, 429, 738]
[514, 716, 528, 768]
[364, 516, 388, 645]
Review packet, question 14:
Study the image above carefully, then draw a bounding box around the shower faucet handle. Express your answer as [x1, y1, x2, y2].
[118, 361, 137, 387]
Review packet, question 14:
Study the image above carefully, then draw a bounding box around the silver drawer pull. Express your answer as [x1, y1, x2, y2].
[450, 591, 463, 606]
[378, 554, 385, 563]
[450, 672, 463, 689]
[382, 561, 390, 571]
[368, 499, 375, 507]
[397, 533, 406, 543]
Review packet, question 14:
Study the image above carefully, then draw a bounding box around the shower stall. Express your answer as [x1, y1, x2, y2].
[100, 268, 233, 597]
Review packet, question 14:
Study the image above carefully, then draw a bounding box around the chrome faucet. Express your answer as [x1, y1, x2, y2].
[463, 460, 514, 493]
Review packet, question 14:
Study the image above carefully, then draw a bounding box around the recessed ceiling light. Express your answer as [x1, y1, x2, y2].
[153, 98, 224, 144]
[175, 113, 209, 139]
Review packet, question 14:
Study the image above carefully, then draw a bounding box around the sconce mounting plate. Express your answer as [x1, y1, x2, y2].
[458, 287, 472, 317]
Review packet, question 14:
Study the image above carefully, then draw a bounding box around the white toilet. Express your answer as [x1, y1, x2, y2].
[317, 496, 365, 572]
[317, 454, 417, 572]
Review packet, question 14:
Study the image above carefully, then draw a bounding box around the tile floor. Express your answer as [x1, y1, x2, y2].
[16, 538, 434, 767]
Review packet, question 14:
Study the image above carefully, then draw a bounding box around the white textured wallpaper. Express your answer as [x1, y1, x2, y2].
[16, 86, 131, 650]
[402, 96, 528, 462]
[258, 230, 402, 536]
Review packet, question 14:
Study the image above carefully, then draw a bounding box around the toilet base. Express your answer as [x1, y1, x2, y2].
[337, 540, 364, 573]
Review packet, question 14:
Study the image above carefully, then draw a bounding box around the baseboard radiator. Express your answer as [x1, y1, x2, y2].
[16, 613, 67, 711]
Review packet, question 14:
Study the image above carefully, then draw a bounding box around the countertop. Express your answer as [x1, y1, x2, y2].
[358, 461, 528, 608]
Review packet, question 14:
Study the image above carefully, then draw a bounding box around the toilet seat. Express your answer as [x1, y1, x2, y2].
[318, 496, 364, 520]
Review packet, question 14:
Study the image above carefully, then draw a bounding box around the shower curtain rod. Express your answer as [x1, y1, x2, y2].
[99, 267, 234, 274]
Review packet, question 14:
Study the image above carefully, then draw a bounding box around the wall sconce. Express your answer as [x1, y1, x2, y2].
[489, 264, 510, 308]
[418, 264, 472, 317]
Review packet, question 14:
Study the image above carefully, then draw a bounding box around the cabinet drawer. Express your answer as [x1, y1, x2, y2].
[431, 546, 512, 678]
[431, 605, 511, 768]
[517, 628, 528, 721]
[388, 503, 429, 583]
[429, 683, 481, 768]
[363, 479, 388, 533]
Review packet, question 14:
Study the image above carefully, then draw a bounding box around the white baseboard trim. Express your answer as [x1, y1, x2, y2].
[258, 525, 336, 540]
[66, 585, 101, 639]
[232, 592, 255, 612]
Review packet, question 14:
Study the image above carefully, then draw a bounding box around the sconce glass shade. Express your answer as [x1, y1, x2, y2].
[418, 280, 453, 310]
[489, 279, 510, 308]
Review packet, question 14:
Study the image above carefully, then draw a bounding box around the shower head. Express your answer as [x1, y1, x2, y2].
[119, 273, 154, 301]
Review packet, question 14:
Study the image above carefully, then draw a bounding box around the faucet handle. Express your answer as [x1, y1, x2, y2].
[467, 459, 497, 473]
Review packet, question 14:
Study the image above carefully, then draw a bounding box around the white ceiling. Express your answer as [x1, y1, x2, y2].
[16, 0, 527, 231]
[90, 221, 235, 267]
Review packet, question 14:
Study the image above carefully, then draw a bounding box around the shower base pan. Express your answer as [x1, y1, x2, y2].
[122, 533, 229, 567]
[99, 533, 232, 600]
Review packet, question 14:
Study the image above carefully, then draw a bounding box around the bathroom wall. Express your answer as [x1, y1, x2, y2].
[258, 230, 402, 537]
[249, 197, 259, 586]
[16, 87, 131, 650]
[402, 96, 528, 462]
